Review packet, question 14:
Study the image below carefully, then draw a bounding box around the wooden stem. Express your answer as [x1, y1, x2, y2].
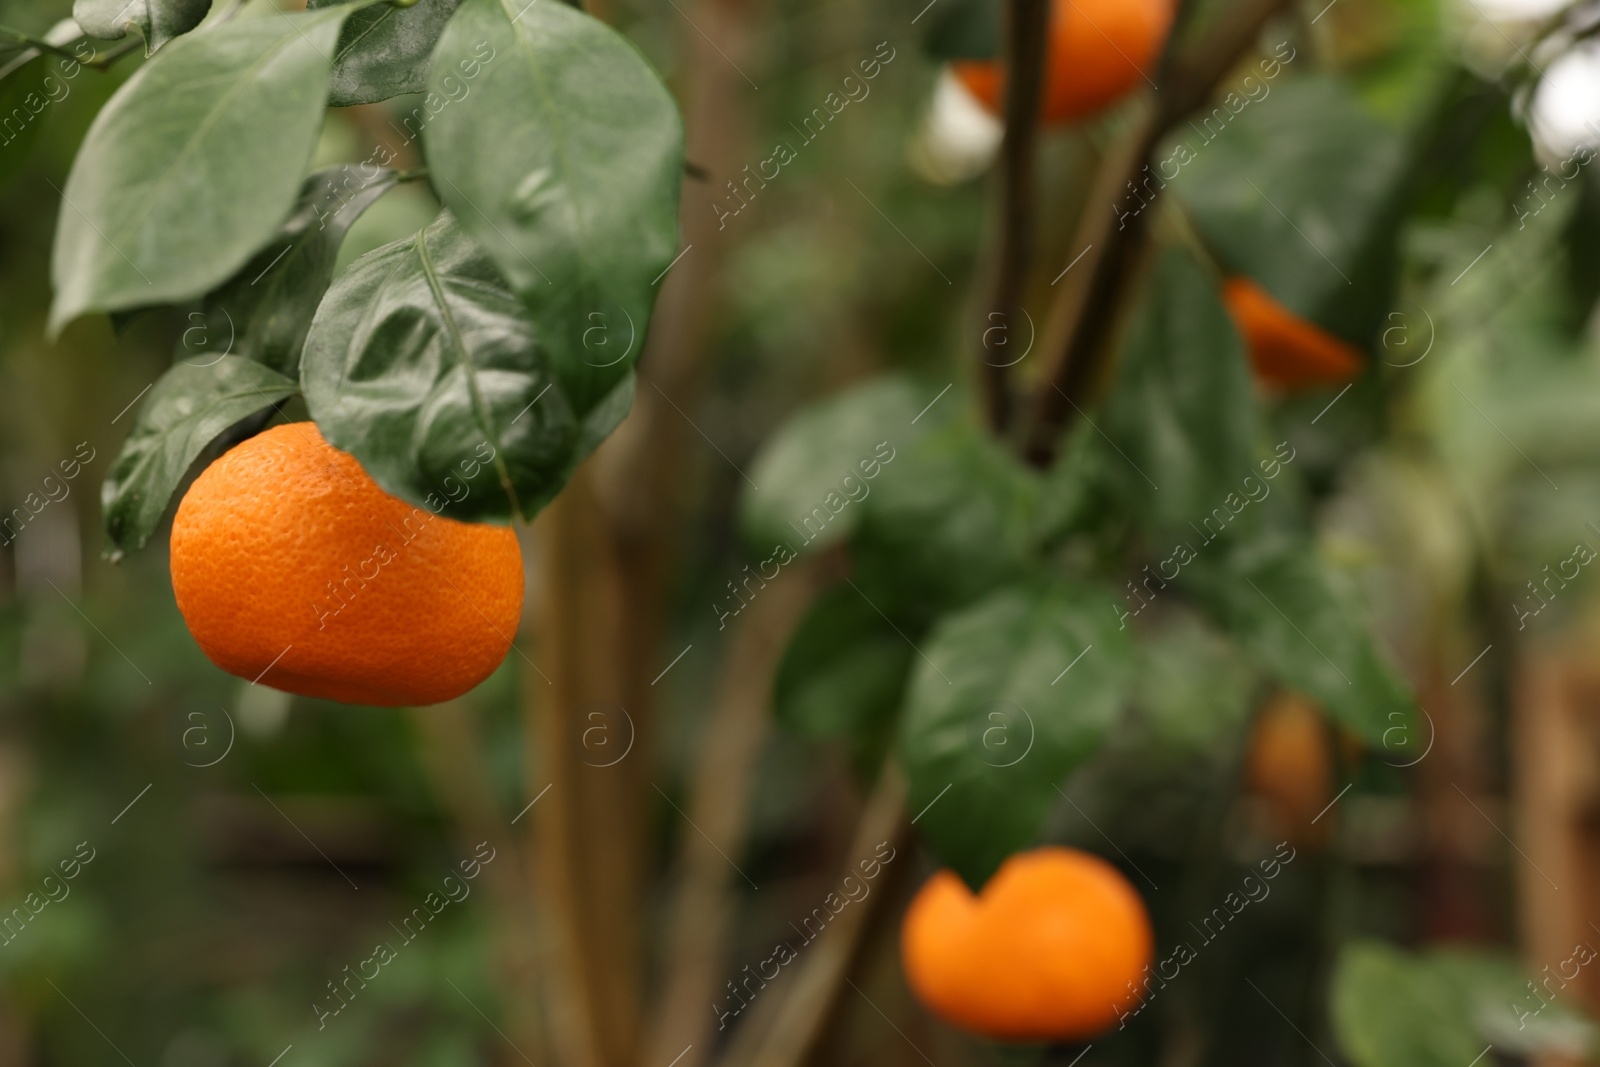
[715, 762, 910, 1067]
[1022, 0, 1294, 465]
[524, 468, 645, 1067]
[980, 0, 1050, 433]
[645, 561, 824, 1067]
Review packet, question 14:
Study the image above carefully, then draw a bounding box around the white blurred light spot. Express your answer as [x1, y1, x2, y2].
[1467, 0, 1569, 21]
[908, 67, 1003, 185]
[1531, 39, 1600, 159]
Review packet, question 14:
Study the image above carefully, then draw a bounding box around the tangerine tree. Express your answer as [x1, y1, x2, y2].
[3, 0, 1599, 1061]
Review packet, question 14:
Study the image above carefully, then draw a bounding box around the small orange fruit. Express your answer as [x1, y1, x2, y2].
[1222, 277, 1365, 390]
[170, 422, 523, 707]
[952, 0, 1172, 126]
[1245, 691, 1333, 844]
[901, 846, 1153, 1041]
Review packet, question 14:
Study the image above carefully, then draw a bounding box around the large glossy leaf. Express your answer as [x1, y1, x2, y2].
[773, 584, 914, 751]
[74, 0, 210, 54]
[1099, 249, 1258, 538]
[899, 581, 1134, 887]
[1185, 535, 1413, 749]
[1332, 940, 1596, 1067]
[102, 357, 298, 557]
[49, 4, 358, 336]
[853, 418, 1040, 615]
[422, 0, 683, 412]
[311, 0, 462, 106]
[180, 165, 397, 379]
[1174, 77, 1409, 346]
[302, 210, 631, 523]
[741, 376, 953, 555]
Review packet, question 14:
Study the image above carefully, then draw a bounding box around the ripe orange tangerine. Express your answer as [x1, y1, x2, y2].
[1245, 691, 1334, 845]
[952, 0, 1173, 126]
[901, 846, 1153, 1041]
[1222, 277, 1366, 390]
[169, 422, 523, 707]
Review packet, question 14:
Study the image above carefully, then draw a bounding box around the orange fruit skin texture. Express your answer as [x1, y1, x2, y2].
[170, 423, 523, 707]
[1222, 277, 1366, 390]
[952, 0, 1172, 125]
[901, 846, 1154, 1042]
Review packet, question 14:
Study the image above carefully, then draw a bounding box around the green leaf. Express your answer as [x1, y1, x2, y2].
[1332, 941, 1491, 1067]
[773, 583, 914, 749]
[49, 3, 358, 335]
[422, 0, 683, 412]
[1332, 940, 1596, 1067]
[853, 418, 1040, 615]
[1184, 535, 1412, 749]
[301, 209, 630, 523]
[922, 0, 997, 61]
[102, 357, 298, 557]
[1174, 77, 1409, 346]
[74, 0, 211, 54]
[741, 376, 952, 555]
[179, 165, 398, 379]
[899, 580, 1134, 888]
[1131, 609, 1254, 753]
[0, 57, 51, 190]
[1099, 249, 1258, 538]
[311, 0, 462, 106]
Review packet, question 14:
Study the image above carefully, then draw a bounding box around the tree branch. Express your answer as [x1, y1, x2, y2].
[980, 0, 1050, 433]
[644, 560, 824, 1067]
[1021, 0, 1294, 465]
[714, 760, 910, 1067]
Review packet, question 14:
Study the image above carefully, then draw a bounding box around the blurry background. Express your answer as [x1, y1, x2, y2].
[5, 0, 1600, 1063]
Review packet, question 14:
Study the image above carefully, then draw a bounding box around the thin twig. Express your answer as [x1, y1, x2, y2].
[1022, 0, 1294, 465]
[1, 25, 150, 79]
[979, 0, 1050, 432]
[0, 26, 83, 62]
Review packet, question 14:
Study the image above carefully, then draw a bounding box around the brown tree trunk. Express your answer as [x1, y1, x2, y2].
[524, 467, 647, 1067]
[517, 0, 762, 1059]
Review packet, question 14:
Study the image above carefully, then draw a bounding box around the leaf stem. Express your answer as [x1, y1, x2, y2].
[0, 26, 85, 63]
[84, 36, 142, 68]
[394, 166, 430, 183]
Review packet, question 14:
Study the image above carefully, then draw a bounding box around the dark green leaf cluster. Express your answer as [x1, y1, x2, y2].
[745, 77, 1423, 885]
[39, 0, 682, 553]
